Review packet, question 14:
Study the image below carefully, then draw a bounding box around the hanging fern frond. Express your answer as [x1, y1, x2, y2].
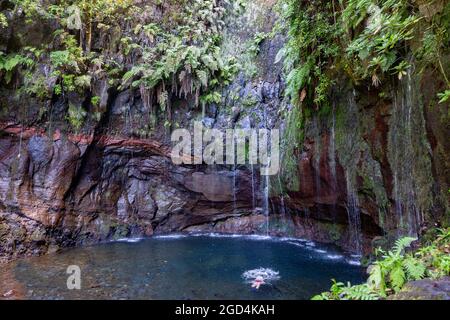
[402, 256, 426, 280]
[393, 237, 417, 256]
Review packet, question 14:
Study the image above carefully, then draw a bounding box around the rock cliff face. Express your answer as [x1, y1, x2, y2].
[0, 0, 448, 262]
[0, 123, 264, 262]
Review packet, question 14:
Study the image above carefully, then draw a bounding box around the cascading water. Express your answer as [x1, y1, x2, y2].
[232, 130, 238, 215]
[250, 161, 256, 212]
[313, 118, 322, 204]
[329, 103, 338, 219]
[345, 171, 362, 254]
[263, 158, 270, 236]
[18, 123, 23, 160]
[388, 69, 424, 237]
[304, 207, 310, 220]
[335, 91, 364, 254]
[262, 108, 271, 236]
[233, 163, 238, 215]
[277, 175, 287, 216]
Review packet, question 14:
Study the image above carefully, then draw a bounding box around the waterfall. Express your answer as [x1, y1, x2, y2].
[345, 171, 362, 254]
[313, 118, 321, 204]
[231, 128, 238, 215]
[263, 158, 270, 236]
[335, 92, 363, 254]
[233, 162, 238, 215]
[250, 161, 256, 212]
[263, 107, 270, 236]
[304, 207, 310, 220]
[18, 124, 23, 160]
[329, 103, 337, 219]
[388, 69, 423, 236]
[277, 175, 286, 216]
[280, 195, 286, 216]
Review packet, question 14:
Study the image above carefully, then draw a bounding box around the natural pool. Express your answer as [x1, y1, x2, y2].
[0, 234, 366, 300]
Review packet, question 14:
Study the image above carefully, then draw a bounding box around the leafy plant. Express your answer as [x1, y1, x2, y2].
[312, 280, 379, 300]
[120, 0, 239, 116]
[0, 12, 7, 28]
[248, 32, 268, 57]
[313, 229, 450, 300]
[437, 90, 450, 104]
[278, 0, 449, 111]
[278, 0, 340, 109]
[0, 53, 34, 83]
[368, 237, 425, 295]
[344, 1, 420, 83]
[66, 104, 87, 131]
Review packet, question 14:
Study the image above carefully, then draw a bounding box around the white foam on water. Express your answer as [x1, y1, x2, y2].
[153, 234, 187, 239]
[279, 237, 294, 242]
[242, 268, 280, 283]
[326, 254, 344, 260]
[199, 233, 221, 237]
[347, 259, 362, 266]
[244, 235, 273, 241]
[190, 233, 206, 237]
[211, 233, 242, 238]
[116, 238, 143, 243]
[287, 241, 304, 248]
[314, 249, 327, 254]
[305, 241, 316, 247]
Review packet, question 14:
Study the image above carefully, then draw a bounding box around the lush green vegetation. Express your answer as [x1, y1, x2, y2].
[120, 0, 242, 117]
[0, 0, 244, 130]
[277, 0, 449, 192]
[1, 0, 137, 128]
[2, 0, 448, 131]
[313, 228, 450, 300]
[278, 0, 450, 111]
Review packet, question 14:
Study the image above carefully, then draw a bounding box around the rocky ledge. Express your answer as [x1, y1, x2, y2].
[389, 277, 450, 300]
[0, 121, 274, 263]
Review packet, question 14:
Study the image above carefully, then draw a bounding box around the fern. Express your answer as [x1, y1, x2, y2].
[402, 256, 426, 280]
[313, 280, 379, 300]
[201, 54, 218, 72]
[0, 54, 34, 83]
[392, 237, 416, 256]
[66, 104, 87, 131]
[390, 264, 406, 292]
[315, 231, 450, 300]
[368, 264, 386, 296]
[437, 90, 450, 104]
[0, 12, 7, 28]
[341, 284, 379, 300]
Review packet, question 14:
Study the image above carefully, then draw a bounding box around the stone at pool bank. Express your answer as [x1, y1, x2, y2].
[388, 277, 450, 300]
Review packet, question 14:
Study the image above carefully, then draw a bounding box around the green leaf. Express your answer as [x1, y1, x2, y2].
[201, 54, 218, 72]
[403, 256, 426, 280]
[66, 5, 82, 30]
[437, 90, 450, 104]
[393, 237, 416, 256]
[390, 264, 406, 292]
[196, 69, 209, 88]
[74, 75, 92, 89]
[368, 264, 386, 296]
[4, 55, 23, 71]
